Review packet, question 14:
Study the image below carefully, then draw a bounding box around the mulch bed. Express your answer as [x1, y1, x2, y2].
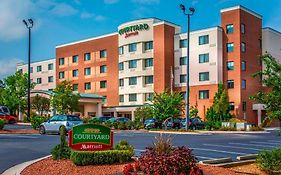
[21, 158, 242, 175]
[228, 163, 268, 175]
[0, 129, 38, 134]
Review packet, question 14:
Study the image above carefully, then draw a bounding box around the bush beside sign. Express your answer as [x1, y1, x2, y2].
[68, 124, 113, 151]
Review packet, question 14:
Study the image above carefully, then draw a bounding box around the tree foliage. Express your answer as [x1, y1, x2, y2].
[251, 54, 281, 121]
[189, 105, 199, 118]
[151, 90, 184, 122]
[212, 83, 230, 121]
[0, 71, 35, 115]
[31, 94, 50, 116]
[51, 81, 80, 114]
[134, 105, 153, 122]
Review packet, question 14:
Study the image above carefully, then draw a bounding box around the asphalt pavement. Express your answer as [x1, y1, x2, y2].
[0, 129, 281, 174]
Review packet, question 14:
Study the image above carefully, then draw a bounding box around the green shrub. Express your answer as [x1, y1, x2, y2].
[115, 140, 134, 155]
[205, 121, 221, 130]
[70, 150, 133, 166]
[249, 126, 264, 131]
[30, 116, 49, 130]
[51, 126, 71, 160]
[257, 147, 281, 174]
[278, 130, 281, 136]
[219, 126, 236, 131]
[23, 116, 30, 123]
[0, 119, 5, 130]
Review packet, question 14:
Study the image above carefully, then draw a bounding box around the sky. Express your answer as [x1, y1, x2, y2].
[0, 0, 281, 79]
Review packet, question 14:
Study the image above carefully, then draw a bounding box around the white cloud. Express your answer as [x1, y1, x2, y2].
[131, 0, 160, 5]
[94, 15, 106, 21]
[49, 3, 78, 17]
[0, 58, 24, 79]
[104, 0, 119, 4]
[80, 11, 95, 19]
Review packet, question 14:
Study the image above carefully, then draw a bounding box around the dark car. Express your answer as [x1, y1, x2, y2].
[92, 116, 113, 122]
[107, 117, 130, 123]
[181, 118, 205, 130]
[162, 117, 181, 129]
[144, 118, 162, 129]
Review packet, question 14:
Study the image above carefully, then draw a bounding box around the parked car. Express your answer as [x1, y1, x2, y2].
[91, 116, 113, 122]
[39, 115, 83, 135]
[181, 118, 205, 130]
[144, 118, 162, 129]
[107, 117, 131, 123]
[162, 117, 181, 129]
[0, 106, 10, 115]
[0, 111, 17, 124]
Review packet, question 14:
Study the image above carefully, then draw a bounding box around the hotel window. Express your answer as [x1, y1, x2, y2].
[181, 92, 186, 99]
[84, 67, 91, 76]
[229, 102, 235, 111]
[36, 78, 42, 84]
[241, 24, 245, 34]
[180, 74, 187, 83]
[199, 72, 209, 81]
[145, 75, 153, 84]
[179, 39, 187, 48]
[129, 43, 137, 52]
[241, 61, 246, 71]
[30, 67, 33, 73]
[37, 65, 42, 72]
[72, 69, 78, 77]
[119, 95, 124, 102]
[199, 90, 209, 99]
[145, 93, 154, 101]
[128, 60, 137, 69]
[72, 55, 78, 63]
[241, 42, 246, 52]
[199, 53, 209, 63]
[199, 35, 209, 45]
[59, 71, 64, 79]
[227, 43, 234, 52]
[118, 62, 124, 71]
[73, 84, 78, 91]
[242, 102, 246, 111]
[84, 82, 91, 90]
[129, 93, 137, 102]
[100, 81, 107, 88]
[119, 46, 124, 55]
[59, 58, 64, 65]
[48, 63, 53, 70]
[242, 79, 246, 89]
[227, 61, 234, 70]
[48, 76, 53, 83]
[144, 41, 153, 50]
[180, 56, 187, 65]
[84, 53, 91, 61]
[119, 79, 124, 87]
[227, 80, 234, 89]
[145, 58, 153, 67]
[226, 24, 234, 34]
[100, 65, 107, 73]
[129, 77, 137, 85]
[100, 50, 107, 58]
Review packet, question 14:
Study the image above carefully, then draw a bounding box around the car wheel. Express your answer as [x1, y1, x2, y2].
[39, 126, 46, 135]
[8, 119, 16, 124]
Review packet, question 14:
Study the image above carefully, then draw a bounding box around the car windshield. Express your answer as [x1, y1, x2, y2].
[145, 119, 155, 123]
[67, 116, 81, 121]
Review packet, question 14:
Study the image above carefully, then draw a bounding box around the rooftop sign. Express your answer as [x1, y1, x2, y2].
[119, 23, 149, 38]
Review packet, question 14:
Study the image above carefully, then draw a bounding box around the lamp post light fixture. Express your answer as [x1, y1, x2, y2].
[179, 4, 195, 130]
[23, 19, 34, 119]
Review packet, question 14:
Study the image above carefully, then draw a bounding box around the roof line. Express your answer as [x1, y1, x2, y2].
[220, 5, 262, 19]
[262, 27, 281, 36]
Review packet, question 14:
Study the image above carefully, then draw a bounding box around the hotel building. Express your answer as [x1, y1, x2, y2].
[22, 5, 281, 125]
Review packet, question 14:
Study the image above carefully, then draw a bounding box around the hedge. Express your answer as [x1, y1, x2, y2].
[70, 150, 133, 166]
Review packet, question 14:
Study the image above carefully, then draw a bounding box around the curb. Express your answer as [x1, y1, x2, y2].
[2, 155, 51, 175]
[148, 131, 201, 135]
[16, 123, 32, 126]
[0, 131, 39, 135]
[199, 157, 232, 164]
[197, 131, 270, 134]
[212, 160, 256, 168]
[237, 154, 258, 161]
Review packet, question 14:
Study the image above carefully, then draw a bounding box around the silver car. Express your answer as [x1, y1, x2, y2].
[39, 115, 83, 135]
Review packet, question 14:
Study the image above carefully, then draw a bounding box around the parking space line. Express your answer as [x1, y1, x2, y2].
[267, 140, 281, 143]
[250, 141, 281, 146]
[190, 148, 247, 155]
[229, 142, 275, 148]
[203, 144, 260, 151]
[134, 149, 145, 152]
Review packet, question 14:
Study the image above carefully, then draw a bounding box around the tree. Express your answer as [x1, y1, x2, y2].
[134, 105, 153, 122]
[189, 105, 199, 118]
[0, 71, 35, 115]
[151, 90, 184, 122]
[251, 54, 281, 123]
[51, 81, 80, 114]
[31, 94, 50, 116]
[212, 83, 230, 122]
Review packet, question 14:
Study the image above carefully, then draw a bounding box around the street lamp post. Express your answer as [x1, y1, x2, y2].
[180, 4, 195, 130]
[23, 19, 34, 119]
